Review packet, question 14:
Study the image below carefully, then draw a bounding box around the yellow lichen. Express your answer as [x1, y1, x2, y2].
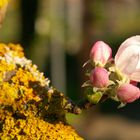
[8, 43, 24, 58]
[0, 82, 18, 105]
[0, 44, 83, 139]
[11, 68, 35, 88]
[0, 116, 83, 140]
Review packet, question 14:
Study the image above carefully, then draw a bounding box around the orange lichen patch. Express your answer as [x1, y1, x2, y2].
[8, 43, 24, 57]
[0, 82, 18, 105]
[0, 60, 15, 71]
[11, 68, 36, 87]
[0, 43, 24, 57]
[0, 44, 7, 56]
[0, 60, 15, 82]
[0, 116, 83, 140]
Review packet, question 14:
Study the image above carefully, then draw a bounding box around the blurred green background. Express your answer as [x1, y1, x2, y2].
[1, 0, 140, 139]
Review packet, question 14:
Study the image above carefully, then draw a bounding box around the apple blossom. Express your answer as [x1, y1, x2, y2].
[117, 83, 140, 103]
[90, 67, 109, 88]
[115, 36, 140, 81]
[90, 41, 112, 66]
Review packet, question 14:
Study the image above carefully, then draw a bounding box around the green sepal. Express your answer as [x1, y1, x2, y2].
[87, 92, 103, 104]
[83, 60, 91, 67]
[117, 102, 126, 108]
[82, 80, 91, 87]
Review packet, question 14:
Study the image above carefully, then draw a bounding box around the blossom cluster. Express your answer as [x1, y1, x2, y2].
[83, 36, 140, 107]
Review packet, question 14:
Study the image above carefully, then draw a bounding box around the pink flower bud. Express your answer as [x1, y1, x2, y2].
[90, 67, 109, 88]
[90, 41, 112, 65]
[117, 84, 140, 103]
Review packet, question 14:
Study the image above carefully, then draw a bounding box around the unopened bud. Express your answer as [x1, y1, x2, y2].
[90, 41, 112, 65]
[117, 83, 140, 103]
[90, 67, 109, 88]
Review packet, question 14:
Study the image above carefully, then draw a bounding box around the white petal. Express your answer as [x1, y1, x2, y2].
[115, 45, 140, 75]
[129, 70, 140, 81]
[115, 35, 140, 78]
[136, 52, 140, 69]
[129, 51, 140, 81]
[115, 35, 140, 62]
